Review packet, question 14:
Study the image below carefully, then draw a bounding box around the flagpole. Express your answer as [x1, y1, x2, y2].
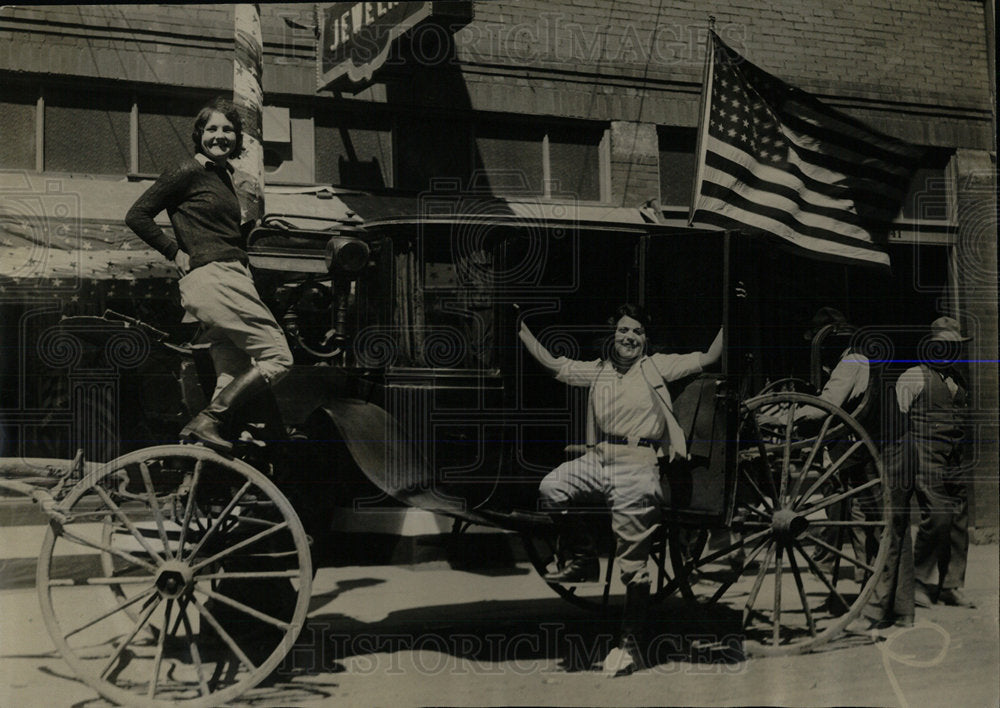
[688, 18, 716, 226]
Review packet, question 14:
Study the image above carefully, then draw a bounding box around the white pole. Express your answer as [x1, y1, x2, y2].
[231, 3, 264, 224]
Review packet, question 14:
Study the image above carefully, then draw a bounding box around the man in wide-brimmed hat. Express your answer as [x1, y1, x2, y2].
[901, 317, 976, 609]
[858, 316, 975, 632]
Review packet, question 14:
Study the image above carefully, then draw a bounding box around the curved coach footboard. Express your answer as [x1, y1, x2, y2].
[306, 398, 492, 525]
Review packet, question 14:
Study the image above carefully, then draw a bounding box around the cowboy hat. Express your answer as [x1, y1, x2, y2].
[929, 316, 971, 342]
[804, 307, 848, 341]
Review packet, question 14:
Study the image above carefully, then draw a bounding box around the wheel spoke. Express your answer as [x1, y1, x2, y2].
[57, 527, 158, 574]
[177, 597, 210, 697]
[190, 521, 290, 572]
[778, 403, 798, 502]
[772, 543, 785, 645]
[182, 480, 254, 562]
[743, 542, 776, 629]
[78, 576, 157, 586]
[690, 528, 771, 570]
[794, 440, 864, 509]
[64, 585, 156, 640]
[148, 599, 173, 698]
[786, 546, 817, 637]
[737, 502, 772, 521]
[176, 459, 204, 558]
[808, 519, 885, 527]
[194, 586, 292, 630]
[707, 531, 773, 604]
[196, 570, 303, 581]
[749, 415, 781, 504]
[799, 478, 881, 518]
[191, 594, 257, 672]
[99, 594, 161, 680]
[802, 532, 876, 574]
[228, 514, 282, 528]
[788, 413, 835, 504]
[740, 467, 775, 513]
[92, 485, 166, 566]
[139, 462, 174, 560]
[790, 538, 851, 608]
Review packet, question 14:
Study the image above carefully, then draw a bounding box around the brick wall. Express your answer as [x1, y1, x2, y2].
[0, 4, 315, 94]
[1, 2, 991, 146]
[461, 0, 990, 107]
[454, 0, 992, 147]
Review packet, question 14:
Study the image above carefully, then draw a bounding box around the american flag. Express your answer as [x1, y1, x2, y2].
[689, 32, 926, 267]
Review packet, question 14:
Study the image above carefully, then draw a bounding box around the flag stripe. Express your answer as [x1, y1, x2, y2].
[693, 195, 890, 266]
[781, 122, 915, 190]
[707, 136, 902, 226]
[689, 32, 924, 268]
[781, 98, 925, 164]
[784, 142, 906, 210]
[704, 143, 865, 227]
[698, 177, 873, 247]
[783, 144, 908, 221]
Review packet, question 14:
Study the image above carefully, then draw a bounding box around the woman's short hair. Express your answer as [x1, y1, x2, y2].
[191, 97, 245, 158]
[609, 303, 651, 331]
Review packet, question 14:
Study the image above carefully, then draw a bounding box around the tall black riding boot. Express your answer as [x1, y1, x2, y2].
[604, 582, 650, 677]
[180, 367, 270, 453]
[544, 514, 599, 583]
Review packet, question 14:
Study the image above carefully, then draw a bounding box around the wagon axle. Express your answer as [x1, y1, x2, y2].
[154, 562, 194, 600]
[770, 508, 809, 541]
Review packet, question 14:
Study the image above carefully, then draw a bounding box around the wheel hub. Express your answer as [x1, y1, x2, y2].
[155, 560, 194, 599]
[771, 508, 809, 541]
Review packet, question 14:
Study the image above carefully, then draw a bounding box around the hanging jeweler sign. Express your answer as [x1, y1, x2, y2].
[317, 2, 471, 88]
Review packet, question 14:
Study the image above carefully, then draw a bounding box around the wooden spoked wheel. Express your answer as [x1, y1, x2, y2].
[521, 519, 678, 613]
[37, 445, 313, 707]
[757, 377, 815, 395]
[668, 393, 890, 655]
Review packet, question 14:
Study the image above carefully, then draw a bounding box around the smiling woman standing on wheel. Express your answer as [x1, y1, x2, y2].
[519, 304, 722, 676]
[126, 97, 292, 453]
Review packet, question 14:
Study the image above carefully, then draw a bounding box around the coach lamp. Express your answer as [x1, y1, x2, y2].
[324, 232, 370, 274]
[322, 229, 372, 350]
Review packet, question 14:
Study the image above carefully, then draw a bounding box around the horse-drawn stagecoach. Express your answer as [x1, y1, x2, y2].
[0, 202, 890, 706]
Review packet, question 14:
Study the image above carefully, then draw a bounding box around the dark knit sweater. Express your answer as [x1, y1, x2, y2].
[125, 156, 247, 270]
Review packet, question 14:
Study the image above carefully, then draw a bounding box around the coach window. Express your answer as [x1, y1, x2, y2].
[385, 234, 497, 371]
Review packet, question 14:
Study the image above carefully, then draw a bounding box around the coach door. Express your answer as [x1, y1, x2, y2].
[642, 229, 738, 523]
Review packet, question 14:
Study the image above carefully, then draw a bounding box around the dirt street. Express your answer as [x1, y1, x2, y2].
[1, 541, 997, 706]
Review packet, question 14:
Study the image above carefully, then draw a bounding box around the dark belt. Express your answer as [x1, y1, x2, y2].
[603, 434, 658, 449]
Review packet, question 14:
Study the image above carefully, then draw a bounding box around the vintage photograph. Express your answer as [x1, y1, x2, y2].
[1, 2, 997, 705]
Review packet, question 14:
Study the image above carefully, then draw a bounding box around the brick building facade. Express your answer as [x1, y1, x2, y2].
[1, 2, 996, 531]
